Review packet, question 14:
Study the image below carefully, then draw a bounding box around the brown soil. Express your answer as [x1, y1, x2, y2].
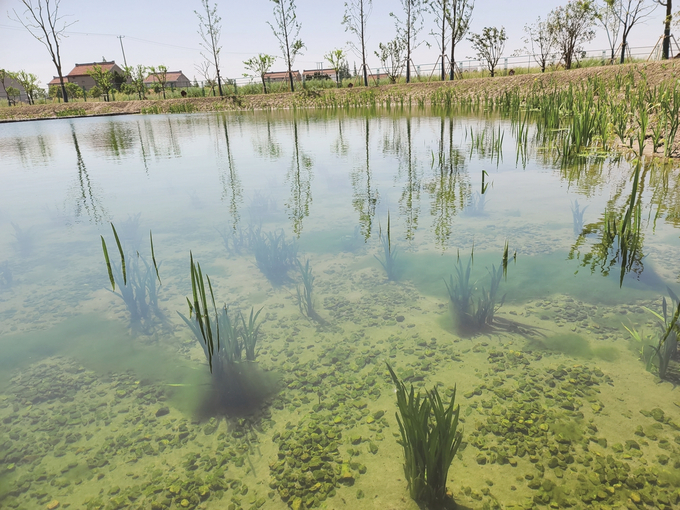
[0, 60, 677, 122]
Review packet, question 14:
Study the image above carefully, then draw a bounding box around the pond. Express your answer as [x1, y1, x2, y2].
[1, 109, 680, 510]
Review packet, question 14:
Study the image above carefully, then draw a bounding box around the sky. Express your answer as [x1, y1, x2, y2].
[0, 0, 669, 88]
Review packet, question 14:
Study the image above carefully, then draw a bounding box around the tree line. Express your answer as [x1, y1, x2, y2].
[7, 0, 678, 103]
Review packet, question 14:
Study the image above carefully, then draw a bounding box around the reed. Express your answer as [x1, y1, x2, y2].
[375, 212, 398, 280]
[570, 200, 588, 236]
[253, 229, 298, 286]
[11, 222, 34, 258]
[445, 250, 507, 335]
[179, 253, 275, 414]
[0, 260, 12, 288]
[387, 363, 463, 507]
[646, 288, 680, 380]
[101, 223, 163, 333]
[296, 258, 314, 318]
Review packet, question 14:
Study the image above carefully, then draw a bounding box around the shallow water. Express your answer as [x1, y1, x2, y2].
[1, 109, 680, 509]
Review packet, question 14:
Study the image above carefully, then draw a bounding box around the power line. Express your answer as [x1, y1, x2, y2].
[0, 24, 255, 54]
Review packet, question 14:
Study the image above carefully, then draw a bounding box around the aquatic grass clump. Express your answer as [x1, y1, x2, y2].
[101, 222, 163, 334]
[217, 223, 261, 257]
[0, 260, 12, 288]
[388, 364, 463, 507]
[253, 229, 298, 286]
[375, 212, 398, 281]
[568, 164, 643, 287]
[296, 258, 326, 324]
[445, 250, 506, 336]
[179, 253, 277, 415]
[11, 222, 35, 257]
[570, 200, 588, 236]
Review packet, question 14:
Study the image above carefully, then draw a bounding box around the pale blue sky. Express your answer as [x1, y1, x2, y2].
[0, 0, 667, 88]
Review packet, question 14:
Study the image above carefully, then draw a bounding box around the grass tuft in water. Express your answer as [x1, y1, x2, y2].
[100, 223, 163, 333]
[253, 229, 298, 285]
[375, 212, 398, 280]
[179, 253, 277, 415]
[387, 363, 463, 507]
[445, 250, 506, 336]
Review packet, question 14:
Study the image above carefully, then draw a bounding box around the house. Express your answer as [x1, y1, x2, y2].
[302, 68, 337, 82]
[144, 71, 192, 89]
[54, 61, 126, 90]
[263, 71, 302, 83]
[0, 75, 29, 104]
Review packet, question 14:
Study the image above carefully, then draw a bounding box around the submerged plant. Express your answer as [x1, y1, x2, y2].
[570, 200, 588, 236]
[101, 222, 162, 333]
[646, 289, 680, 380]
[217, 223, 261, 257]
[0, 260, 12, 288]
[11, 222, 34, 258]
[375, 212, 398, 280]
[445, 251, 506, 336]
[387, 363, 463, 507]
[179, 253, 276, 414]
[296, 257, 325, 323]
[253, 229, 298, 285]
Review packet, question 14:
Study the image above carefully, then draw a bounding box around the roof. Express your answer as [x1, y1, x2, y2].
[144, 71, 189, 84]
[302, 69, 336, 76]
[48, 77, 63, 86]
[67, 62, 120, 77]
[263, 71, 301, 80]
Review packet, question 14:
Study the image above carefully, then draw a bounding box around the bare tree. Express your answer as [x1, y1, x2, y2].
[468, 26, 507, 77]
[11, 0, 75, 103]
[597, 0, 622, 63]
[547, 0, 597, 69]
[243, 54, 277, 93]
[195, 0, 224, 96]
[610, 0, 657, 63]
[390, 0, 424, 83]
[654, 0, 673, 59]
[523, 17, 556, 72]
[195, 61, 216, 95]
[342, 0, 372, 87]
[269, 0, 305, 93]
[427, 0, 449, 81]
[447, 0, 474, 79]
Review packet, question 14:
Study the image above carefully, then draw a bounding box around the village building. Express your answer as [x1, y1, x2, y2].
[0, 75, 29, 104]
[302, 68, 337, 82]
[144, 71, 192, 89]
[262, 70, 302, 83]
[47, 61, 126, 91]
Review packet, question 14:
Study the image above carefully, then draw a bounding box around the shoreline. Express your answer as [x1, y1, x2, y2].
[1, 61, 677, 123]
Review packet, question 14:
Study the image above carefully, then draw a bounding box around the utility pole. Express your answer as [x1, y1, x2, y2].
[118, 35, 128, 67]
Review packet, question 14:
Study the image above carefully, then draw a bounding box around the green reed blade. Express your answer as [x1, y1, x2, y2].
[150, 230, 161, 285]
[101, 236, 116, 291]
[110, 223, 126, 286]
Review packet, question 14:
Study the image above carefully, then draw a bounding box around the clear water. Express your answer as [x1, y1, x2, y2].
[1, 110, 680, 510]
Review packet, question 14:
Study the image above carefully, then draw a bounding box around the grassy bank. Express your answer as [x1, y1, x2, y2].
[2, 61, 679, 160]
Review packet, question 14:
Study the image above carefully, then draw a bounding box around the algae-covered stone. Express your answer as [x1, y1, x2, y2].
[651, 408, 665, 423]
[368, 442, 378, 455]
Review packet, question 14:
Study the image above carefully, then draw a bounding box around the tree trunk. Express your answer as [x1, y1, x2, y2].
[361, 2, 368, 87]
[261, 75, 268, 94]
[449, 41, 456, 80]
[620, 39, 627, 64]
[440, 2, 446, 81]
[216, 73, 224, 96]
[288, 70, 295, 93]
[663, 0, 672, 59]
[59, 75, 69, 103]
